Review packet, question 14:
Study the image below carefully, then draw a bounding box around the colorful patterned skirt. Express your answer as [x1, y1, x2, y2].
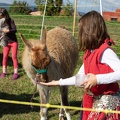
[82, 92, 120, 120]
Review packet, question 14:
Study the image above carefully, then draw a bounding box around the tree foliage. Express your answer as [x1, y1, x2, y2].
[60, 3, 73, 16]
[34, 0, 73, 16]
[9, 0, 32, 14]
[34, 0, 63, 16]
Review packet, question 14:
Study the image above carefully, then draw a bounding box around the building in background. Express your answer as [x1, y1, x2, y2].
[103, 8, 120, 22]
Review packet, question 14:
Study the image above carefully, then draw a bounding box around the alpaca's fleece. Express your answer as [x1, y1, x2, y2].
[22, 26, 79, 82]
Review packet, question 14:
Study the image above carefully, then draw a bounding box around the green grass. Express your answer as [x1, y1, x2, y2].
[0, 15, 120, 120]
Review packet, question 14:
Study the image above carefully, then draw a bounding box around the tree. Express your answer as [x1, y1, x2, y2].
[60, 3, 73, 16]
[9, 0, 31, 14]
[34, 0, 63, 16]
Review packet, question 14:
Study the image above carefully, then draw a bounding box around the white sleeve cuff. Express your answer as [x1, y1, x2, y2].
[59, 76, 76, 86]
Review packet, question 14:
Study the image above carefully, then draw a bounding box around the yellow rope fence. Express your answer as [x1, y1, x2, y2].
[0, 99, 120, 114]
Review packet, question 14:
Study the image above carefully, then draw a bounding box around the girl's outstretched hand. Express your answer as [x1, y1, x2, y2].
[80, 73, 97, 89]
[39, 80, 60, 86]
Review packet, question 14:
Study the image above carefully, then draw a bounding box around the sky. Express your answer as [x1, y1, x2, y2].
[1, 0, 120, 13]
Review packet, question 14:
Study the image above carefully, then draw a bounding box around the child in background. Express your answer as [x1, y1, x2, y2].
[0, 8, 19, 80]
[39, 10, 120, 119]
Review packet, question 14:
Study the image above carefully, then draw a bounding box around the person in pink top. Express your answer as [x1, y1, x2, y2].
[39, 10, 120, 119]
[0, 8, 19, 80]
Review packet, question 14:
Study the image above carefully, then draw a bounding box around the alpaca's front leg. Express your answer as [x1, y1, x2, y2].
[40, 107, 48, 120]
[59, 86, 71, 120]
[38, 86, 50, 120]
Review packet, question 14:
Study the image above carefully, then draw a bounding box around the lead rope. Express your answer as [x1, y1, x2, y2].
[40, 0, 48, 40]
[30, 73, 40, 109]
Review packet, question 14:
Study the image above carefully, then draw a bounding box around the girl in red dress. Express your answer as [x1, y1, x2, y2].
[40, 10, 120, 120]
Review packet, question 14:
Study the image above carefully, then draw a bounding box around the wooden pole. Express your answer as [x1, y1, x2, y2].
[73, 0, 78, 36]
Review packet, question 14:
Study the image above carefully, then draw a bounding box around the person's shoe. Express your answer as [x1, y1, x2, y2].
[0, 73, 6, 79]
[12, 73, 19, 80]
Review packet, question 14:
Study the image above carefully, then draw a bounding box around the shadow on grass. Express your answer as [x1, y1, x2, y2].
[0, 92, 40, 117]
[70, 100, 82, 116]
[0, 91, 82, 119]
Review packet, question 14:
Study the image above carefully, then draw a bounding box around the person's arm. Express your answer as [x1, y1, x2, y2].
[40, 80, 60, 86]
[9, 19, 17, 33]
[97, 48, 120, 84]
[40, 77, 76, 86]
[80, 48, 120, 88]
[3, 19, 17, 34]
[59, 63, 85, 86]
[40, 63, 85, 86]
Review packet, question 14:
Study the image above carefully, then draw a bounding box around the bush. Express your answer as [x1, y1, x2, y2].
[60, 3, 73, 16]
[35, 0, 62, 16]
[9, 1, 32, 14]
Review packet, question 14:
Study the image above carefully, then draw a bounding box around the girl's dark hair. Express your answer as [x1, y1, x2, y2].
[0, 8, 11, 29]
[78, 10, 110, 51]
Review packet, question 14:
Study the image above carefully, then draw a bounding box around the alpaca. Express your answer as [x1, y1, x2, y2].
[20, 26, 79, 120]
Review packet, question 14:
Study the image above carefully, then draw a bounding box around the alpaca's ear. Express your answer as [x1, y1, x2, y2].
[19, 33, 33, 49]
[41, 27, 47, 44]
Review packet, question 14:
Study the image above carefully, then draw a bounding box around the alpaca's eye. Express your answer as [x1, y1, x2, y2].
[31, 64, 39, 69]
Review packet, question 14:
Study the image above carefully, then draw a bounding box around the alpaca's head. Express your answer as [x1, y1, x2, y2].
[31, 45, 50, 69]
[20, 28, 51, 82]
